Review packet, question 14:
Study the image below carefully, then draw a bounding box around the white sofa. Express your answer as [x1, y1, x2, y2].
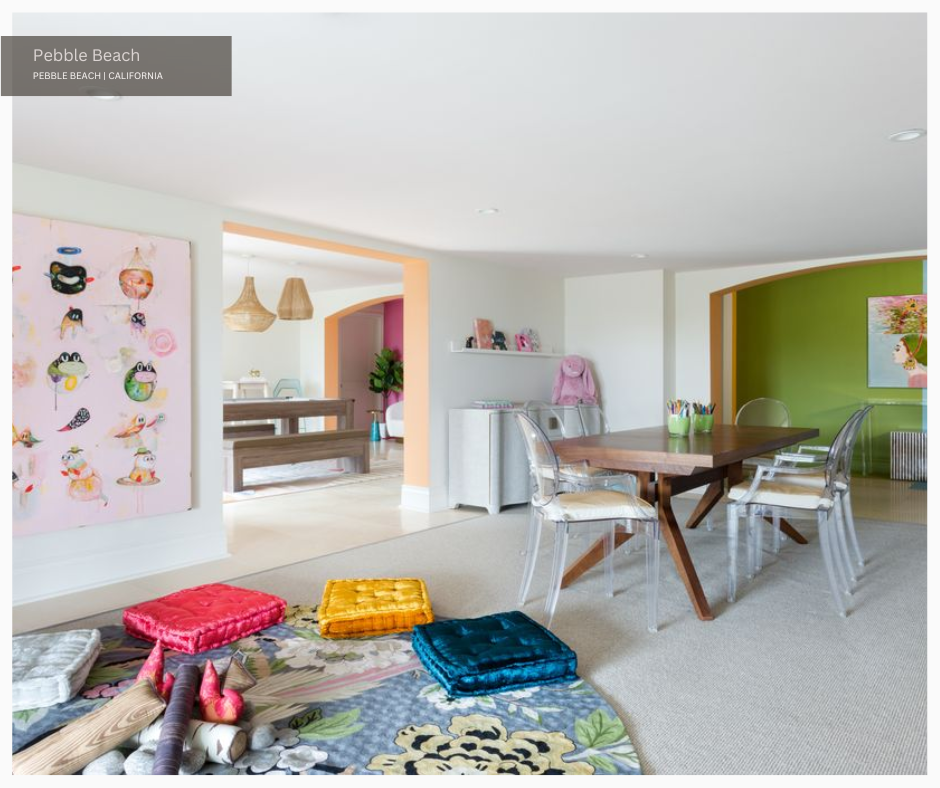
[386, 400, 404, 438]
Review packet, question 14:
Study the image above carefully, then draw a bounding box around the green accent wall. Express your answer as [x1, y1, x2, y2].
[736, 260, 925, 477]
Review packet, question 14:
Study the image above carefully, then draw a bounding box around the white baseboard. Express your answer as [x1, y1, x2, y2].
[13, 532, 230, 605]
[399, 484, 431, 512]
[400, 484, 452, 512]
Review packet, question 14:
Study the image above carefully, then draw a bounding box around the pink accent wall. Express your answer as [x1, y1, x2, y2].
[383, 298, 404, 405]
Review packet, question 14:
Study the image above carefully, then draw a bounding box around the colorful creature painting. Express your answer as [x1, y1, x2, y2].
[12, 213, 191, 535]
[113, 412, 165, 440]
[46, 247, 94, 295]
[124, 361, 158, 402]
[868, 295, 927, 388]
[46, 351, 90, 409]
[58, 407, 91, 432]
[12, 426, 42, 449]
[117, 447, 161, 486]
[130, 311, 147, 337]
[59, 307, 84, 339]
[60, 447, 109, 507]
[119, 246, 155, 306]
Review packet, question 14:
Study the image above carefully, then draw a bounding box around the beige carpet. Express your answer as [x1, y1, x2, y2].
[57, 501, 927, 774]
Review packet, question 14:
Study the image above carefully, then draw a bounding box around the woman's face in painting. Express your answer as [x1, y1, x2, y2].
[893, 341, 909, 366]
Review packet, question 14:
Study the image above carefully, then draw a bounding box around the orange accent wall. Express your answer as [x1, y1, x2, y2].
[222, 222, 430, 489]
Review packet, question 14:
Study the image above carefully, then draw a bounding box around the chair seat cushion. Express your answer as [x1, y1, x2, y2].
[12, 629, 101, 711]
[319, 578, 433, 639]
[764, 472, 847, 492]
[411, 611, 577, 697]
[729, 481, 833, 510]
[559, 464, 628, 480]
[541, 489, 656, 522]
[123, 583, 287, 654]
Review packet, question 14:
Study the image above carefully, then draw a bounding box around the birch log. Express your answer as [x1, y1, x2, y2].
[152, 664, 200, 775]
[11, 680, 166, 775]
[124, 718, 248, 765]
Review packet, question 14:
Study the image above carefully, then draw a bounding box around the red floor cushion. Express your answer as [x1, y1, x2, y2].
[123, 583, 287, 654]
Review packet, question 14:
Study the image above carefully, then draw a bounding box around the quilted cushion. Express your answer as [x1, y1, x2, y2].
[541, 489, 656, 522]
[412, 611, 577, 697]
[123, 583, 286, 654]
[319, 578, 433, 639]
[728, 481, 833, 510]
[12, 629, 101, 711]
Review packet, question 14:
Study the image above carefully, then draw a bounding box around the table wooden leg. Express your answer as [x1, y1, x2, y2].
[560, 471, 654, 589]
[560, 531, 634, 589]
[772, 518, 809, 544]
[659, 477, 714, 621]
[636, 471, 656, 503]
[685, 481, 724, 529]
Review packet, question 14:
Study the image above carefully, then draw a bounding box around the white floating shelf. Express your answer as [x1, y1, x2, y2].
[449, 341, 562, 358]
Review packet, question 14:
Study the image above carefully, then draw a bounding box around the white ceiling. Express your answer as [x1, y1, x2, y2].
[13, 13, 927, 275]
[222, 233, 402, 292]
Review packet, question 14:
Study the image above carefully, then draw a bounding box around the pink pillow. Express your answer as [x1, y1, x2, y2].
[123, 583, 286, 654]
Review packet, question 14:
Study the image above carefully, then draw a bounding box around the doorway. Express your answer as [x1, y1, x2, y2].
[339, 305, 383, 430]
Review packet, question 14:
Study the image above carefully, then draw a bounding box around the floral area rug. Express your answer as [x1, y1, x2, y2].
[12, 606, 640, 775]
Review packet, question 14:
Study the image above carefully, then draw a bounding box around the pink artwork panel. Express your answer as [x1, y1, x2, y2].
[12, 213, 192, 535]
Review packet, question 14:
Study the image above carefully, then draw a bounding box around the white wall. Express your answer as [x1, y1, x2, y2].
[564, 270, 665, 431]
[428, 260, 566, 508]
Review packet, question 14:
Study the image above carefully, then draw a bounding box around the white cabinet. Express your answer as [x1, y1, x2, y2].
[447, 407, 582, 514]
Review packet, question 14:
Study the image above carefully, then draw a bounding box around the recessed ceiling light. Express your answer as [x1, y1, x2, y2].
[630, 253, 648, 259]
[85, 88, 122, 101]
[888, 128, 926, 142]
[476, 208, 500, 215]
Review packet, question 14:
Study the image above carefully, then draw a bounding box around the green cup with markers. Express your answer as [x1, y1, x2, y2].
[692, 402, 716, 433]
[666, 400, 691, 436]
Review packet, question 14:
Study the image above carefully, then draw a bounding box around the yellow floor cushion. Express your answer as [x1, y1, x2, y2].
[319, 578, 433, 638]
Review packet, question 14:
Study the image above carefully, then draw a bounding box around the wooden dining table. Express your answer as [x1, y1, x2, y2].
[223, 398, 354, 435]
[553, 423, 818, 621]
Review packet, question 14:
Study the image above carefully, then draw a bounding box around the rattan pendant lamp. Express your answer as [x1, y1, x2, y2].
[277, 275, 314, 320]
[224, 255, 276, 332]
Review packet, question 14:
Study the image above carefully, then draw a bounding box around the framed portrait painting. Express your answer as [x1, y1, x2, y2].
[867, 294, 927, 389]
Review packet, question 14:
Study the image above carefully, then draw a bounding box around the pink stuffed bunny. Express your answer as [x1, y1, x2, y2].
[551, 355, 597, 405]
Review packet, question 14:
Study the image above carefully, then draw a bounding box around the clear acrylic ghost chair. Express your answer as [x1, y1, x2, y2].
[726, 413, 855, 616]
[523, 401, 636, 494]
[513, 412, 661, 632]
[735, 397, 792, 428]
[766, 407, 873, 578]
[743, 411, 865, 582]
[273, 378, 304, 398]
[704, 397, 792, 532]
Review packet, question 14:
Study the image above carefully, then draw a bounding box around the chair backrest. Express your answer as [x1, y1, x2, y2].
[821, 411, 860, 492]
[513, 412, 560, 506]
[837, 405, 874, 483]
[735, 397, 791, 428]
[273, 378, 303, 398]
[523, 400, 577, 438]
[576, 403, 611, 436]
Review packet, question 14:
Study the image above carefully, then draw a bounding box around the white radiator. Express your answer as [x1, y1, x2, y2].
[890, 431, 927, 481]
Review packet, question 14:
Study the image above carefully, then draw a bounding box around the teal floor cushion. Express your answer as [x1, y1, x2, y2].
[412, 611, 578, 697]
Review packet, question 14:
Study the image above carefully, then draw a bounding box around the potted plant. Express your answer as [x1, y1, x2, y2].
[368, 347, 404, 433]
